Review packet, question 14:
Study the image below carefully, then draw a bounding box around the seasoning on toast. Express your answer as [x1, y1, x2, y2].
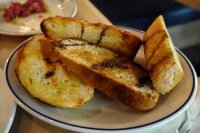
[16, 35, 94, 108]
[143, 15, 184, 95]
[41, 16, 142, 58]
[51, 38, 159, 111]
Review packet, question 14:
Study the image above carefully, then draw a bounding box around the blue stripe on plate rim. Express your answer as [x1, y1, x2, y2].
[5, 35, 198, 132]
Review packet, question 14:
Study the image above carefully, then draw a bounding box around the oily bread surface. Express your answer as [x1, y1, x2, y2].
[143, 15, 184, 95]
[41, 16, 142, 58]
[15, 35, 94, 108]
[52, 38, 160, 111]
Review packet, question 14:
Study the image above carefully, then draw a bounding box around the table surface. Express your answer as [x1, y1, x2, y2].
[0, 0, 199, 133]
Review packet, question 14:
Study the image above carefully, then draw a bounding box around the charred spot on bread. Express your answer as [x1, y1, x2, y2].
[146, 31, 167, 63]
[45, 71, 55, 79]
[96, 25, 109, 45]
[136, 76, 152, 88]
[44, 58, 53, 64]
[91, 58, 128, 69]
[53, 38, 94, 49]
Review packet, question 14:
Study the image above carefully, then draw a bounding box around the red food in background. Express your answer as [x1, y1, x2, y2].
[3, 0, 46, 22]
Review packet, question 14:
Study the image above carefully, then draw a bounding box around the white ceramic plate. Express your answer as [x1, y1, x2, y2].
[5, 29, 198, 133]
[0, 0, 77, 36]
[0, 68, 16, 133]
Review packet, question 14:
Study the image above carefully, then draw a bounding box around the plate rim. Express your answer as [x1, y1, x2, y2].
[4, 31, 198, 132]
[0, 0, 77, 36]
[0, 68, 17, 133]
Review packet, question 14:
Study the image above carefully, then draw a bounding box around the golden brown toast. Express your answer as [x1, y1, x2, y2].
[51, 38, 160, 111]
[143, 15, 184, 95]
[16, 35, 94, 108]
[40, 16, 142, 58]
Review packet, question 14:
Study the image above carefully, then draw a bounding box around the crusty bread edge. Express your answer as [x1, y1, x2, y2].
[143, 15, 184, 95]
[40, 16, 142, 58]
[15, 35, 94, 108]
[53, 48, 159, 111]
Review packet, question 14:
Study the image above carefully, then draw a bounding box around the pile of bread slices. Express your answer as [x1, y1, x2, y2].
[15, 15, 184, 111]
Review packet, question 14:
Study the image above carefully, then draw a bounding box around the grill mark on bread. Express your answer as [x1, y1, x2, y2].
[60, 42, 91, 47]
[146, 31, 167, 63]
[149, 53, 172, 74]
[96, 25, 109, 45]
[93, 23, 106, 44]
[144, 30, 165, 42]
[80, 22, 84, 38]
[53, 38, 94, 49]
[91, 58, 128, 69]
[136, 76, 152, 88]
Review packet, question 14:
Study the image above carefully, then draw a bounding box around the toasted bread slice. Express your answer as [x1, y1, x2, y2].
[143, 15, 184, 95]
[40, 16, 142, 58]
[15, 35, 94, 108]
[51, 38, 159, 111]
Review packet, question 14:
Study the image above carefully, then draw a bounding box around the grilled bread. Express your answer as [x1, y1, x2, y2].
[143, 15, 184, 95]
[40, 16, 142, 58]
[16, 35, 94, 108]
[51, 38, 160, 111]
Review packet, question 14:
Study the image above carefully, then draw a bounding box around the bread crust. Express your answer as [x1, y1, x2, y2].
[52, 39, 159, 111]
[15, 35, 94, 108]
[143, 15, 184, 95]
[41, 16, 142, 58]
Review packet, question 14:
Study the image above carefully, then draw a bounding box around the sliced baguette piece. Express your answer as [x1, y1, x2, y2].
[16, 35, 94, 108]
[40, 16, 142, 58]
[51, 38, 160, 111]
[143, 15, 184, 95]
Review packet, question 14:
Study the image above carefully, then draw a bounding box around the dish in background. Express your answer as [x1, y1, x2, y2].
[0, 68, 16, 133]
[0, 0, 77, 36]
[4, 28, 198, 133]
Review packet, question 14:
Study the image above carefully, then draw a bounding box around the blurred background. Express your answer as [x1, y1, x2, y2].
[91, 0, 200, 76]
